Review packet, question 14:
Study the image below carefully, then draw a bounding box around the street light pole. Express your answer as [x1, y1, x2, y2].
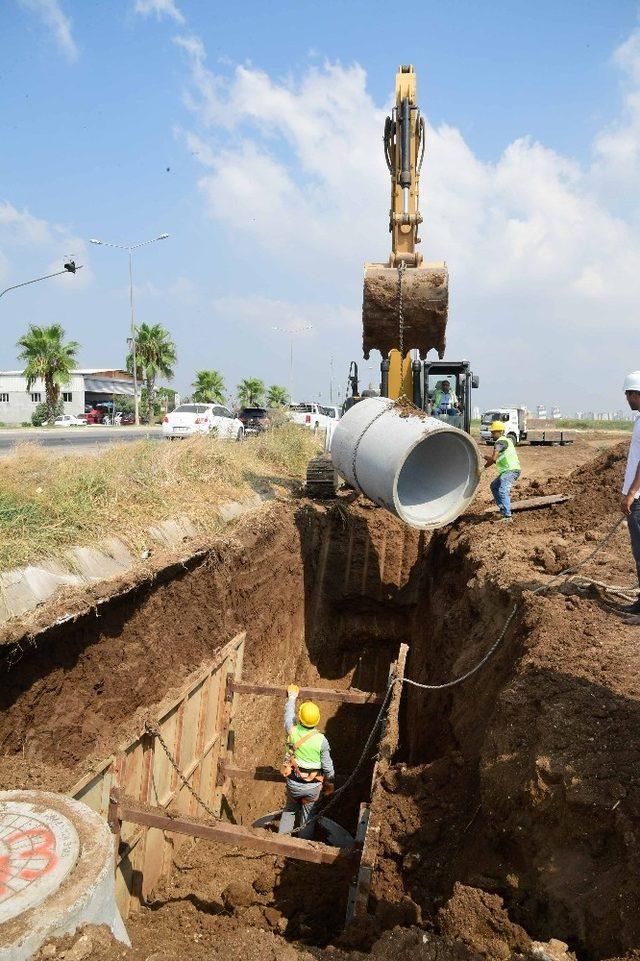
[272, 324, 313, 402]
[90, 234, 168, 426]
[0, 262, 82, 299]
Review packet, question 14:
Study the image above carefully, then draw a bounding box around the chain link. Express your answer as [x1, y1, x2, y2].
[144, 719, 219, 820]
[397, 260, 406, 364]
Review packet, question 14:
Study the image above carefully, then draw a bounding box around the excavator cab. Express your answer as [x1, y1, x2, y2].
[421, 360, 479, 434]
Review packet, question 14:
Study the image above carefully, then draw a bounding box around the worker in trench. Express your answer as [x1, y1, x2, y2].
[281, 684, 335, 839]
[484, 420, 521, 520]
[616, 371, 640, 617]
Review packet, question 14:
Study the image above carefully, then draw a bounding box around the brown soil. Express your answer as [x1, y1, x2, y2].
[6, 430, 640, 961]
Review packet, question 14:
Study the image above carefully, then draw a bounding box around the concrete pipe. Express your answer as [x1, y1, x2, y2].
[0, 790, 129, 961]
[330, 397, 481, 529]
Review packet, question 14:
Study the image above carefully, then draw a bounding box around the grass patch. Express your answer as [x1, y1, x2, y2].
[0, 424, 320, 571]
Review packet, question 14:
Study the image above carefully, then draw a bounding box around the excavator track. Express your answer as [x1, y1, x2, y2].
[305, 455, 338, 499]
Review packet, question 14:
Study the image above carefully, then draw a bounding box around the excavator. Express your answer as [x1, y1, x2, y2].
[306, 64, 478, 497]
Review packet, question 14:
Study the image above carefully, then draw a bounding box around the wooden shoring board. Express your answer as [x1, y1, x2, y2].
[116, 797, 350, 865]
[229, 680, 383, 705]
[348, 642, 408, 921]
[486, 494, 570, 514]
[213, 637, 245, 818]
[68, 630, 246, 918]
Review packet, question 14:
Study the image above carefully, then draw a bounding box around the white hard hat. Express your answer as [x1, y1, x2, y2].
[624, 371, 640, 392]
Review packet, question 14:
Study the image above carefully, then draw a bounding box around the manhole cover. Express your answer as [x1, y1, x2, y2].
[0, 801, 80, 924]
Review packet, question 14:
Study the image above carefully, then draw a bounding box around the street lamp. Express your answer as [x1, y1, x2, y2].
[272, 324, 313, 402]
[0, 261, 82, 299]
[90, 233, 169, 425]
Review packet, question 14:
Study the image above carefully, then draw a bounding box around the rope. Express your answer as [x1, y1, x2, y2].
[397, 514, 627, 693]
[141, 514, 630, 840]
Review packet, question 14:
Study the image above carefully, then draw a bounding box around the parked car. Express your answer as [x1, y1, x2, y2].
[238, 407, 269, 434]
[162, 403, 244, 440]
[54, 414, 86, 427]
[288, 402, 329, 431]
[85, 407, 104, 425]
[120, 411, 135, 425]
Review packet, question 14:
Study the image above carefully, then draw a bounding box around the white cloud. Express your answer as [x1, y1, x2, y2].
[211, 294, 359, 332]
[175, 33, 640, 412]
[18, 0, 78, 62]
[0, 201, 91, 291]
[134, 0, 185, 24]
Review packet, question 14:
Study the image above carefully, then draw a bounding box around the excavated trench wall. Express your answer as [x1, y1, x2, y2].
[2, 492, 635, 959]
[0, 501, 423, 921]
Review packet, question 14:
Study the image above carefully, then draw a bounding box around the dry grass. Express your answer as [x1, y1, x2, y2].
[0, 424, 321, 571]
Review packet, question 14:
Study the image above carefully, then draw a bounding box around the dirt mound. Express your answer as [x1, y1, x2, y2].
[373, 438, 640, 959]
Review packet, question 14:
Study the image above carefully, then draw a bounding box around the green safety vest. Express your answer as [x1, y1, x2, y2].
[287, 723, 324, 770]
[495, 436, 521, 474]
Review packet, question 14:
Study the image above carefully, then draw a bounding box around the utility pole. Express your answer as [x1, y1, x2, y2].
[329, 355, 334, 405]
[90, 234, 169, 425]
[272, 325, 312, 402]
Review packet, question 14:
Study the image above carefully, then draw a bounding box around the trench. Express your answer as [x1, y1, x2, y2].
[0, 493, 637, 959]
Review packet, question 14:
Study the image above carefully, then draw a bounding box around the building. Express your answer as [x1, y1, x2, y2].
[0, 369, 134, 425]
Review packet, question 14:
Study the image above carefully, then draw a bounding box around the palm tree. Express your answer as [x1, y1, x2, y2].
[17, 323, 79, 424]
[237, 378, 265, 407]
[267, 384, 289, 408]
[192, 369, 226, 404]
[127, 323, 177, 421]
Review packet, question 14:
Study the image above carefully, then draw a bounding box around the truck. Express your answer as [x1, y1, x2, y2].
[479, 408, 528, 445]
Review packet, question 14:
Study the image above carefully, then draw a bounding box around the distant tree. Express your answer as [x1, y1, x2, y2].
[127, 323, 177, 422]
[17, 323, 79, 425]
[237, 378, 265, 407]
[192, 369, 225, 404]
[267, 384, 289, 408]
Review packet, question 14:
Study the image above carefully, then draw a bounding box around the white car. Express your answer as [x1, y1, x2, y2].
[162, 403, 244, 440]
[54, 414, 86, 427]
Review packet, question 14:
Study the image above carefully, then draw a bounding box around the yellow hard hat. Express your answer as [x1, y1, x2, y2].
[490, 421, 505, 433]
[298, 701, 320, 727]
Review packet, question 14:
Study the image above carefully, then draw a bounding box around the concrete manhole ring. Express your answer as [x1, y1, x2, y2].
[0, 801, 80, 924]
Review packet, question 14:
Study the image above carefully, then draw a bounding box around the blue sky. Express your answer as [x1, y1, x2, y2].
[2, 0, 640, 413]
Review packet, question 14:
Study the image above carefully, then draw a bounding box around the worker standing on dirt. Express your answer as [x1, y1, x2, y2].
[484, 421, 521, 519]
[618, 372, 640, 615]
[281, 684, 334, 839]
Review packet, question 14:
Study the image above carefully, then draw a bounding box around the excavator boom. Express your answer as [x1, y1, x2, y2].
[362, 65, 449, 374]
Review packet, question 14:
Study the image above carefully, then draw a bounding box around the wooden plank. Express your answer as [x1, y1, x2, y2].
[117, 800, 349, 865]
[221, 764, 285, 783]
[486, 494, 570, 514]
[230, 681, 383, 705]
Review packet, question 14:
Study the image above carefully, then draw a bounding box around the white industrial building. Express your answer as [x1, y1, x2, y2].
[0, 369, 134, 425]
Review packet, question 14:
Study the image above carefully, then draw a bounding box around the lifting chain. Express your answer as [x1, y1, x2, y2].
[144, 719, 219, 821]
[397, 259, 406, 362]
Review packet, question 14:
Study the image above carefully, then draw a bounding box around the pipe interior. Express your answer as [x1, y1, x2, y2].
[395, 432, 477, 527]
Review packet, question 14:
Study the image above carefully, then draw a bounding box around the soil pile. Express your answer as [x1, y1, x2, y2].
[373, 441, 640, 959]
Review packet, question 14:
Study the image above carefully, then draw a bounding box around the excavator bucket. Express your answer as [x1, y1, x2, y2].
[362, 262, 449, 361]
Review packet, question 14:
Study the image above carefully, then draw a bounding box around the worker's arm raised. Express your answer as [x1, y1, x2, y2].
[284, 684, 299, 732]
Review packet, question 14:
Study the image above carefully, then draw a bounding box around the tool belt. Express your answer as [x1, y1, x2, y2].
[281, 729, 324, 782]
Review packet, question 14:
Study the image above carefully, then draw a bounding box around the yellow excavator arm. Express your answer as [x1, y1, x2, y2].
[362, 65, 449, 400]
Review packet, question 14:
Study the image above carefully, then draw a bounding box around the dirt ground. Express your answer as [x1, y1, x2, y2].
[6, 430, 640, 961]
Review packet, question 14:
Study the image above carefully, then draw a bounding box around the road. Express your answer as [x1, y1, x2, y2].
[0, 426, 163, 455]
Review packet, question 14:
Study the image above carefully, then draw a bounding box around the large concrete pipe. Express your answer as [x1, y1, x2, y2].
[330, 397, 481, 529]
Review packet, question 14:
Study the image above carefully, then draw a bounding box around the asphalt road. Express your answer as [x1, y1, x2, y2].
[0, 426, 163, 454]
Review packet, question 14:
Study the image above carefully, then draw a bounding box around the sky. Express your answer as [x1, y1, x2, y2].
[1, 0, 640, 414]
